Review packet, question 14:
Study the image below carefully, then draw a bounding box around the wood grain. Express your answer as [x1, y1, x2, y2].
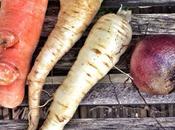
[48, 0, 175, 8]
[42, 74, 132, 85]
[41, 13, 175, 37]
[21, 74, 175, 106]
[0, 117, 175, 130]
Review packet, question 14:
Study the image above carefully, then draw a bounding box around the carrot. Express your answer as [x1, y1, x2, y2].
[40, 8, 132, 130]
[27, 0, 103, 130]
[0, 0, 48, 108]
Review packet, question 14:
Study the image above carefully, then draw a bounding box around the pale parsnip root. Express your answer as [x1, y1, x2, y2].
[27, 0, 103, 130]
[41, 9, 132, 130]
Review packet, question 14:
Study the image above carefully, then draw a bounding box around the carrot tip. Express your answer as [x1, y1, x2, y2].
[0, 62, 19, 85]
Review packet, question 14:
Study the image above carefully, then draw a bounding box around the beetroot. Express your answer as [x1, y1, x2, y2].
[130, 35, 175, 95]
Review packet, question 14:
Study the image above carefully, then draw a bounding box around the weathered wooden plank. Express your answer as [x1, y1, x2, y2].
[44, 74, 131, 85]
[22, 78, 175, 106]
[46, 3, 175, 19]
[1, 117, 175, 130]
[41, 13, 175, 37]
[0, 120, 27, 130]
[81, 83, 175, 105]
[66, 118, 175, 130]
[48, 0, 175, 8]
[131, 13, 175, 35]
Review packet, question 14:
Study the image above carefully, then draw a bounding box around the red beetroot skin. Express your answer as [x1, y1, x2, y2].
[130, 35, 175, 95]
[0, 0, 48, 108]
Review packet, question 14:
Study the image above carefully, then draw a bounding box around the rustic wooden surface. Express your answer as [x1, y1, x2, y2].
[22, 82, 175, 106]
[48, 0, 175, 8]
[26, 74, 132, 85]
[20, 74, 175, 106]
[2, 104, 173, 120]
[1, 0, 175, 129]
[17, 0, 175, 119]
[0, 117, 175, 130]
[30, 0, 175, 108]
[41, 13, 175, 37]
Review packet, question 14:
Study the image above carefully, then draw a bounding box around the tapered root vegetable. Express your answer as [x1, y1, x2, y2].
[27, 0, 103, 130]
[0, 0, 48, 108]
[40, 9, 132, 130]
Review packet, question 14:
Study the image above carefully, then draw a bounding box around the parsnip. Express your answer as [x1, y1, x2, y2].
[41, 9, 132, 130]
[27, 0, 103, 130]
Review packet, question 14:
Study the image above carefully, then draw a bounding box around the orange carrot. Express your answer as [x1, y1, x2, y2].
[0, 0, 48, 108]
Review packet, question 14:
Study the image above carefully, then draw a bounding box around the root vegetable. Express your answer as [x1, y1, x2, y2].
[41, 9, 132, 130]
[0, 0, 48, 108]
[27, 0, 103, 130]
[130, 35, 175, 95]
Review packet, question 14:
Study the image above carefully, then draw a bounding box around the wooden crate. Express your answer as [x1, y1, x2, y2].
[1, 0, 175, 130]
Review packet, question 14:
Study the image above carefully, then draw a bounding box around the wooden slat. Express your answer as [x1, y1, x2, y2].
[1, 117, 175, 130]
[0, 120, 27, 130]
[41, 13, 175, 37]
[44, 74, 131, 85]
[80, 83, 175, 105]
[102, 0, 175, 8]
[48, 0, 175, 8]
[131, 13, 175, 35]
[64, 118, 175, 130]
[22, 74, 175, 106]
